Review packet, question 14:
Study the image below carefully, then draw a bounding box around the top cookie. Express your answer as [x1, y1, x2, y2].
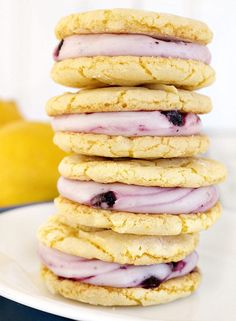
[55, 9, 212, 45]
[38, 215, 199, 265]
[59, 155, 227, 188]
[46, 85, 212, 116]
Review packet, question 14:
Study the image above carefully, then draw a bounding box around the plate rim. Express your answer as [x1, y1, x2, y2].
[0, 281, 148, 321]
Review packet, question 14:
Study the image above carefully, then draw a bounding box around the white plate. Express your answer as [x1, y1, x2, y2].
[0, 203, 235, 321]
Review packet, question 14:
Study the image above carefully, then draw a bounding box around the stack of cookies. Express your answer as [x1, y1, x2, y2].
[38, 9, 227, 306]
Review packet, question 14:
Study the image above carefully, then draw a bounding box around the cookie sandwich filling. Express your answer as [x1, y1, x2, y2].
[51, 111, 202, 137]
[58, 177, 219, 214]
[54, 34, 211, 64]
[39, 243, 198, 288]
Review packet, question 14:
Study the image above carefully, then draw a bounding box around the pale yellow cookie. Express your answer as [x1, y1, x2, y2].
[38, 215, 199, 265]
[46, 85, 212, 116]
[51, 57, 215, 89]
[55, 196, 221, 236]
[55, 9, 212, 44]
[59, 155, 227, 188]
[41, 266, 201, 306]
[54, 132, 209, 159]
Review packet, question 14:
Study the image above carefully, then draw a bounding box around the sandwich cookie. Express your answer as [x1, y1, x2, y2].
[38, 216, 200, 306]
[51, 9, 215, 89]
[55, 155, 226, 235]
[49, 85, 210, 158]
[40, 242, 200, 306]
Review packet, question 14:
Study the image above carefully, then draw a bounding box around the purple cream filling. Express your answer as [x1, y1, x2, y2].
[51, 111, 202, 137]
[57, 177, 219, 214]
[53, 34, 211, 64]
[39, 243, 198, 288]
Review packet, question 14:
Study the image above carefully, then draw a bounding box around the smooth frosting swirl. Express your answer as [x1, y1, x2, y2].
[39, 243, 198, 288]
[58, 177, 219, 214]
[52, 111, 202, 137]
[54, 34, 211, 64]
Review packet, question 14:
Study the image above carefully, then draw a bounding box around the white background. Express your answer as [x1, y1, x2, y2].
[0, 0, 235, 130]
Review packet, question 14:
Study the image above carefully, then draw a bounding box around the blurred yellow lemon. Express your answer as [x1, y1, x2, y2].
[0, 100, 22, 126]
[0, 121, 66, 207]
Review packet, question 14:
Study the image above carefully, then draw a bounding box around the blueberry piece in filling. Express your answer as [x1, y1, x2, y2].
[91, 191, 116, 209]
[54, 39, 64, 57]
[172, 260, 186, 272]
[161, 110, 185, 126]
[140, 276, 162, 289]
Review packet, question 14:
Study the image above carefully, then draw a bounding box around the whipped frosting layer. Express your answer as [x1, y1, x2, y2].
[39, 243, 198, 288]
[52, 111, 202, 137]
[54, 34, 211, 64]
[58, 177, 219, 214]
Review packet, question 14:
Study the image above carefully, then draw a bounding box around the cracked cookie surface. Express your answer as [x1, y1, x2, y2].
[46, 85, 212, 115]
[41, 266, 201, 306]
[55, 9, 212, 44]
[58, 155, 227, 188]
[54, 133, 209, 159]
[37, 215, 199, 265]
[51, 57, 215, 89]
[55, 196, 221, 236]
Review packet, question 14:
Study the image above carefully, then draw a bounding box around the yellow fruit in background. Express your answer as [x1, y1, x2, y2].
[0, 100, 22, 126]
[0, 121, 66, 207]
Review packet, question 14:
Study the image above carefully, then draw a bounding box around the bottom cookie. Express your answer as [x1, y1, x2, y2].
[41, 266, 201, 306]
[55, 197, 221, 235]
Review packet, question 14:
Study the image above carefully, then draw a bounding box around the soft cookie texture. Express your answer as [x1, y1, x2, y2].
[51, 57, 215, 89]
[59, 155, 227, 188]
[54, 132, 209, 159]
[41, 266, 201, 306]
[38, 215, 199, 265]
[55, 9, 212, 44]
[46, 85, 212, 116]
[55, 196, 221, 236]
